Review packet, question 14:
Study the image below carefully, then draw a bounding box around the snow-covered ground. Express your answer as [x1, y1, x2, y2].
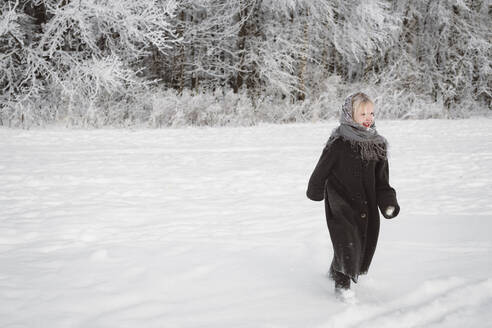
[1, 119, 491, 328]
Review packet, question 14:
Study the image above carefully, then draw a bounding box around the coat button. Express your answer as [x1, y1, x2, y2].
[361, 213, 367, 218]
[363, 200, 368, 205]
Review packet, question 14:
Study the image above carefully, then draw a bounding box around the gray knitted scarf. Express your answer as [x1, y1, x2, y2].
[327, 93, 388, 161]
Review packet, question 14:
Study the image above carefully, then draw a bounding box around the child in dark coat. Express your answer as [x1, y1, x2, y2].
[307, 92, 400, 299]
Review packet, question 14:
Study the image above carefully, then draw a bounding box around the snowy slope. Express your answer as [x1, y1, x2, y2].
[1, 119, 491, 328]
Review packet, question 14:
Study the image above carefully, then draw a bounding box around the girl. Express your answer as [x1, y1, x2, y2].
[306, 92, 400, 298]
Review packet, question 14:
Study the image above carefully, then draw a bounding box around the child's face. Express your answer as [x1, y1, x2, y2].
[353, 102, 375, 128]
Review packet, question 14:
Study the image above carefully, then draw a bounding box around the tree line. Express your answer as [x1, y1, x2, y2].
[0, 0, 490, 127]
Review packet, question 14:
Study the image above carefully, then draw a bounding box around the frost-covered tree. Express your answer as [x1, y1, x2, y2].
[0, 1, 41, 123]
[1, 0, 178, 126]
[373, 0, 491, 117]
[174, 0, 252, 94]
[290, 0, 399, 104]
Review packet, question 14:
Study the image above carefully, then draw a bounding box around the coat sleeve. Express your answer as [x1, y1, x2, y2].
[306, 143, 337, 201]
[375, 159, 400, 218]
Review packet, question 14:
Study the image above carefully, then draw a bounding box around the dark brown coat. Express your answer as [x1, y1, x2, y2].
[307, 137, 400, 282]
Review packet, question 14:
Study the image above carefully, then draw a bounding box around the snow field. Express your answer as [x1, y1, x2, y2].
[1, 119, 491, 327]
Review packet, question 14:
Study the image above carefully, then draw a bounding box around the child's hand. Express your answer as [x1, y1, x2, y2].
[385, 206, 395, 218]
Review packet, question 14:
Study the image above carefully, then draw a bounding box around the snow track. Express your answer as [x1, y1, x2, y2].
[324, 277, 492, 328]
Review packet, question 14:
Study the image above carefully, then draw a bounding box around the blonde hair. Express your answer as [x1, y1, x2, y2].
[351, 92, 373, 117]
